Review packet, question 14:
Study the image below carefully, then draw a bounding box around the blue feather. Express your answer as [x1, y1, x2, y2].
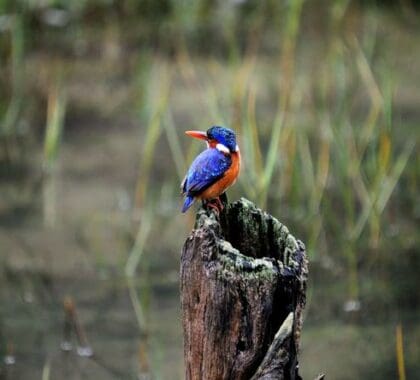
[182, 195, 195, 213]
[183, 149, 231, 196]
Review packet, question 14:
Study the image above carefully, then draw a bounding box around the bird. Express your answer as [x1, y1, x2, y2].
[181, 126, 240, 213]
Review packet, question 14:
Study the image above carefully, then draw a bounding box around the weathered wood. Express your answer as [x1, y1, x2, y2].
[180, 198, 308, 380]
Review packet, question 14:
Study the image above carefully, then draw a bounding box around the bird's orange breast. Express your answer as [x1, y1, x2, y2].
[198, 150, 241, 200]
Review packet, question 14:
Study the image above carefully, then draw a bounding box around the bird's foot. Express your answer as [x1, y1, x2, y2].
[203, 197, 224, 215]
[219, 192, 228, 207]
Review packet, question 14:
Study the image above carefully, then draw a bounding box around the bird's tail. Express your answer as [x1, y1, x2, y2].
[182, 196, 195, 213]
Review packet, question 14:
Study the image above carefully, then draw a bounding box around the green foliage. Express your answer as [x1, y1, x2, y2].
[0, 0, 416, 307]
[43, 82, 66, 171]
[127, 1, 416, 304]
[1, 15, 24, 136]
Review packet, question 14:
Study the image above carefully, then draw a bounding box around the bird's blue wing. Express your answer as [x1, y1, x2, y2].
[183, 149, 231, 196]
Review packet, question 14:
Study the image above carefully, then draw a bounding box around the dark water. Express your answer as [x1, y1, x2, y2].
[1, 122, 419, 379]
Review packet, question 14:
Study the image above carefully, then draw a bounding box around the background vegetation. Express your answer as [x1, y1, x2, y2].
[0, 0, 419, 379]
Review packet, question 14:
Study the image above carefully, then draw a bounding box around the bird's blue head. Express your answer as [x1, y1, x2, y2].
[185, 125, 238, 153]
[206, 126, 238, 153]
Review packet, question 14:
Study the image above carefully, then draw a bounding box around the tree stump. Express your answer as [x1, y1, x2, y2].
[180, 198, 308, 380]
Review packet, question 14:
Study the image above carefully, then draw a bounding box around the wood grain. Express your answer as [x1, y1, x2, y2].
[180, 198, 308, 380]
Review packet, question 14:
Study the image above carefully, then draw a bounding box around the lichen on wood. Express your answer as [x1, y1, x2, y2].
[181, 198, 308, 380]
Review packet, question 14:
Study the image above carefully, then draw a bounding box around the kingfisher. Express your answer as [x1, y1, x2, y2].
[181, 126, 241, 213]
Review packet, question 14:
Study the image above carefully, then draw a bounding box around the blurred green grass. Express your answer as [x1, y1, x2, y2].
[0, 0, 419, 378]
[1, 0, 418, 311]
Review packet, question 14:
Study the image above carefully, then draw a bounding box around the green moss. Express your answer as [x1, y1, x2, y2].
[196, 198, 302, 279]
[215, 236, 279, 283]
[195, 209, 219, 230]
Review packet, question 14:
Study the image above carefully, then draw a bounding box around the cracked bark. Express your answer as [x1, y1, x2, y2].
[180, 198, 309, 380]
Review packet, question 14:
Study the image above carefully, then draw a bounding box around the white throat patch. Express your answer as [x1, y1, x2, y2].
[216, 143, 230, 154]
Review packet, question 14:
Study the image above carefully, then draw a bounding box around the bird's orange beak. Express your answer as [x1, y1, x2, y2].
[185, 130, 208, 141]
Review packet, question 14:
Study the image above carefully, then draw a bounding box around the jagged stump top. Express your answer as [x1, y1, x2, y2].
[195, 197, 305, 272]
